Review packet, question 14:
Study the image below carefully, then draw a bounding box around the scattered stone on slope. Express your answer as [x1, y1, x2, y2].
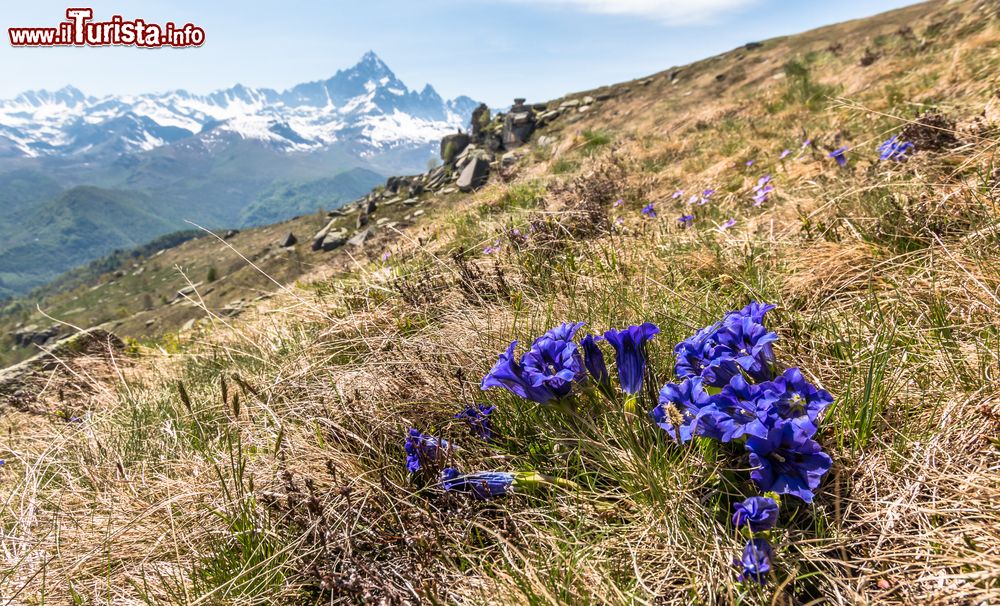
[348, 227, 372, 247]
[280, 232, 298, 247]
[223, 229, 240, 240]
[312, 219, 337, 251]
[10, 324, 60, 348]
[502, 98, 536, 148]
[321, 229, 349, 251]
[457, 157, 490, 192]
[441, 132, 471, 163]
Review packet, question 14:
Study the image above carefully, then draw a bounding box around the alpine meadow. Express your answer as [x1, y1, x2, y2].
[1, 1, 999, 604]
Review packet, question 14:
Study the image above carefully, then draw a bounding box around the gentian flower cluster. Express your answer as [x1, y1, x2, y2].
[649, 302, 835, 584]
[482, 321, 661, 405]
[878, 135, 914, 161]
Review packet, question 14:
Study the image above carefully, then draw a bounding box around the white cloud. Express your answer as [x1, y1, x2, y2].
[497, 0, 758, 25]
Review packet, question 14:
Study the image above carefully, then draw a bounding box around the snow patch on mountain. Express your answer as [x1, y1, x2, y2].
[0, 52, 478, 159]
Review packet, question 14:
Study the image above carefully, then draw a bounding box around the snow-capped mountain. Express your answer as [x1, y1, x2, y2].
[0, 51, 479, 159]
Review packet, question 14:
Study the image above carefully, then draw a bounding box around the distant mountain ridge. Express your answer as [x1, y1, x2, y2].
[0, 51, 478, 158]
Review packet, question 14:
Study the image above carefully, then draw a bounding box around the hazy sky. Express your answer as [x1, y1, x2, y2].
[1, 0, 920, 106]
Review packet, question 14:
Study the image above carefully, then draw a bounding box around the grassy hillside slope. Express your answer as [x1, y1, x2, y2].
[1, 1, 999, 604]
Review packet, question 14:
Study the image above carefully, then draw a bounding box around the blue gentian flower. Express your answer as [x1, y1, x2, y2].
[651, 377, 726, 442]
[702, 188, 716, 198]
[672, 189, 685, 199]
[679, 214, 695, 226]
[441, 467, 515, 500]
[746, 419, 832, 503]
[829, 147, 849, 167]
[779, 149, 791, 160]
[482, 341, 558, 404]
[614, 198, 624, 207]
[519, 323, 587, 399]
[713, 314, 777, 382]
[732, 496, 779, 532]
[736, 538, 774, 584]
[734, 301, 775, 324]
[746, 159, 755, 167]
[603, 323, 660, 394]
[405, 428, 454, 473]
[762, 368, 833, 428]
[712, 374, 772, 441]
[456, 404, 495, 441]
[641, 203, 656, 218]
[878, 135, 914, 161]
[720, 218, 736, 231]
[673, 321, 740, 388]
[581, 334, 610, 388]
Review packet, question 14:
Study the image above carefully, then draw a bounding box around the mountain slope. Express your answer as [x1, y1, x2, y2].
[0, 186, 178, 296]
[239, 167, 384, 227]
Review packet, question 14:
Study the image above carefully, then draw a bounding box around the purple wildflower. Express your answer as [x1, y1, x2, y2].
[746, 159, 755, 167]
[732, 496, 780, 532]
[678, 214, 695, 227]
[829, 147, 849, 167]
[405, 428, 454, 473]
[719, 218, 737, 231]
[650, 377, 727, 442]
[456, 404, 496, 441]
[671, 189, 685, 200]
[746, 419, 832, 503]
[581, 334, 610, 388]
[603, 323, 660, 395]
[441, 467, 515, 500]
[614, 198, 624, 207]
[712, 374, 772, 441]
[779, 149, 791, 160]
[878, 135, 914, 161]
[736, 538, 775, 584]
[712, 313, 777, 383]
[761, 368, 834, 428]
[481, 341, 558, 404]
[641, 203, 657, 218]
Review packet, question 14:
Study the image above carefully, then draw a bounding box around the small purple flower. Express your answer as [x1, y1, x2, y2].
[456, 404, 495, 441]
[878, 135, 914, 161]
[614, 198, 624, 207]
[719, 218, 737, 231]
[746, 419, 832, 503]
[732, 496, 779, 532]
[441, 467, 514, 500]
[678, 214, 695, 227]
[519, 323, 588, 399]
[736, 538, 774, 584]
[829, 147, 849, 167]
[614, 217, 624, 226]
[650, 377, 727, 442]
[712, 374, 771, 442]
[641, 203, 657, 218]
[671, 189, 685, 200]
[484, 238, 501, 254]
[482, 341, 558, 404]
[581, 334, 610, 388]
[405, 428, 454, 473]
[381, 251, 391, 261]
[713, 313, 777, 382]
[603, 323, 660, 394]
[746, 159, 755, 167]
[779, 149, 791, 160]
[762, 368, 834, 428]
[802, 139, 812, 148]
[687, 195, 699, 205]
[702, 188, 716, 198]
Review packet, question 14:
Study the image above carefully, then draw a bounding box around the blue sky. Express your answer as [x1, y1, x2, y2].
[1, 0, 919, 105]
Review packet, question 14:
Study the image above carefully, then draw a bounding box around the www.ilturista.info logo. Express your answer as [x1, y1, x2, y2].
[8, 8, 205, 47]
